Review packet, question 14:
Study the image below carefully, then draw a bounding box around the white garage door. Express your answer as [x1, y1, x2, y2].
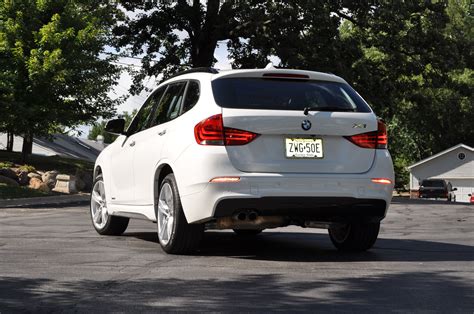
[449, 179, 474, 203]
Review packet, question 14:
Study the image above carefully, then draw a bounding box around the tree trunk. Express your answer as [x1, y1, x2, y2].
[6, 132, 14, 152]
[21, 133, 33, 163]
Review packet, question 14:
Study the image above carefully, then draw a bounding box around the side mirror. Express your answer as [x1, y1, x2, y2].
[104, 118, 126, 135]
[452, 187, 457, 191]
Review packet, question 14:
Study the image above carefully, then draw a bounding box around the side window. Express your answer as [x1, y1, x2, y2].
[182, 81, 200, 114]
[149, 82, 186, 127]
[127, 87, 165, 135]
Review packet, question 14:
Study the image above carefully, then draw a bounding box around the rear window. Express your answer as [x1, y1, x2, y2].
[421, 180, 445, 187]
[212, 78, 371, 112]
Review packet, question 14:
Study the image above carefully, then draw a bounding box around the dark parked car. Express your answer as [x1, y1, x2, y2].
[419, 179, 457, 202]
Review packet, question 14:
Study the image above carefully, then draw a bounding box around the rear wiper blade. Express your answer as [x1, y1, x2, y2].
[303, 106, 355, 115]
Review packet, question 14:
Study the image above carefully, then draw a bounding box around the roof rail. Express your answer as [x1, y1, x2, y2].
[168, 67, 219, 80]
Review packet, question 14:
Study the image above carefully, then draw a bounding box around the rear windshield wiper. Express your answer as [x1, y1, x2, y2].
[303, 106, 356, 115]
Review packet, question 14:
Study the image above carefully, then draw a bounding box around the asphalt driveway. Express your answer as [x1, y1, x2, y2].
[0, 199, 473, 312]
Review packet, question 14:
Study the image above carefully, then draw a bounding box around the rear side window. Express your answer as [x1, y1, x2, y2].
[149, 82, 186, 127]
[182, 81, 200, 114]
[212, 78, 371, 113]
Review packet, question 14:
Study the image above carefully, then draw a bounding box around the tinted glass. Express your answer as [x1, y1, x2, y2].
[212, 78, 371, 112]
[127, 87, 165, 135]
[150, 82, 186, 127]
[182, 81, 200, 114]
[421, 180, 445, 187]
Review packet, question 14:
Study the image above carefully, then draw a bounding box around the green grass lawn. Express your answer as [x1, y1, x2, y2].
[0, 151, 94, 174]
[0, 183, 56, 199]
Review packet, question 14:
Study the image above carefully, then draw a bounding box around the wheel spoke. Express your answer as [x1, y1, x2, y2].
[158, 199, 169, 216]
[160, 217, 168, 241]
[98, 182, 106, 202]
[101, 207, 108, 224]
[92, 191, 102, 205]
[167, 216, 174, 241]
[93, 208, 101, 223]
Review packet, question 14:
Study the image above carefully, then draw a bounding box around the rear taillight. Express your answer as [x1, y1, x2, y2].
[194, 114, 259, 146]
[345, 120, 388, 149]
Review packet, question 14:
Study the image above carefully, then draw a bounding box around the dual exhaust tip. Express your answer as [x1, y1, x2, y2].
[236, 210, 258, 221]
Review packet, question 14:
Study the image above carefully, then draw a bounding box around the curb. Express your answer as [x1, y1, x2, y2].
[0, 194, 90, 208]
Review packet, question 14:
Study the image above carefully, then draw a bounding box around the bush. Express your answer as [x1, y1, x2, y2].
[18, 164, 36, 173]
[0, 162, 14, 169]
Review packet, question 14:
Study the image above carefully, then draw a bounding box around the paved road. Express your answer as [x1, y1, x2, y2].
[0, 199, 473, 312]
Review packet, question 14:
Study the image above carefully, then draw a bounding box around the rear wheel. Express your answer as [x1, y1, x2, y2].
[90, 174, 129, 235]
[157, 174, 204, 254]
[233, 229, 263, 236]
[328, 222, 380, 251]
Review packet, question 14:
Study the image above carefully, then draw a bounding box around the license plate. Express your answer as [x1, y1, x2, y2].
[285, 138, 323, 158]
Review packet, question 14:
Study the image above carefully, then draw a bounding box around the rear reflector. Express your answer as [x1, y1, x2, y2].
[262, 73, 309, 79]
[371, 178, 392, 185]
[194, 114, 259, 145]
[345, 120, 388, 149]
[210, 176, 241, 183]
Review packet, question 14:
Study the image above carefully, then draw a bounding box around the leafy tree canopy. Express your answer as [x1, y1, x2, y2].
[0, 0, 124, 150]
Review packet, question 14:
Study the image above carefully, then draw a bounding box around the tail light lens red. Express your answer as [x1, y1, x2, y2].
[194, 114, 259, 146]
[345, 120, 388, 149]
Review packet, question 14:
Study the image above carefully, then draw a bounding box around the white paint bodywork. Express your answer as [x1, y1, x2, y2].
[94, 68, 395, 223]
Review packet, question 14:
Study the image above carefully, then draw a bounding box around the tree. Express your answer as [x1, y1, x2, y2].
[0, 0, 123, 160]
[115, 0, 366, 93]
[88, 109, 137, 144]
[115, 0, 472, 188]
[338, 0, 474, 188]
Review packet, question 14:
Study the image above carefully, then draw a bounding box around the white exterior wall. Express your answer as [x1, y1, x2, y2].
[409, 147, 474, 202]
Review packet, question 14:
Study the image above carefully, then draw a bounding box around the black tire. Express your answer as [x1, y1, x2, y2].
[233, 229, 263, 236]
[90, 174, 129, 236]
[157, 173, 204, 254]
[328, 222, 380, 251]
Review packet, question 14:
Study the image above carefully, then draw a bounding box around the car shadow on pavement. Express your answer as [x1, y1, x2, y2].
[123, 231, 474, 263]
[0, 271, 472, 312]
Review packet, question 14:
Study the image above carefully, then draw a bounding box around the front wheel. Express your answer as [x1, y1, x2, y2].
[90, 174, 129, 235]
[328, 222, 380, 251]
[157, 174, 204, 254]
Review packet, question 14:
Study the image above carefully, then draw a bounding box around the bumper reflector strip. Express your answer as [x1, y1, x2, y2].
[210, 176, 241, 183]
[371, 178, 392, 185]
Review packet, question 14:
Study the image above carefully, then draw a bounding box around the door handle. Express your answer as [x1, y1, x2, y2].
[158, 130, 167, 136]
[129, 140, 135, 147]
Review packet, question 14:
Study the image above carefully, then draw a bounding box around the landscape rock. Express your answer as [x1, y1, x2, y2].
[53, 174, 77, 194]
[42, 171, 59, 189]
[17, 171, 30, 186]
[0, 175, 20, 187]
[29, 177, 50, 192]
[29, 177, 43, 189]
[75, 169, 93, 192]
[0, 168, 18, 181]
[28, 172, 42, 180]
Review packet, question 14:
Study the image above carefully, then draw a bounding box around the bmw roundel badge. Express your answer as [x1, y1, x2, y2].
[301, 120, 312, 131]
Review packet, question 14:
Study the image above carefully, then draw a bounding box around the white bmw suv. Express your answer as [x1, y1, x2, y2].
[90, 66, 394, 254]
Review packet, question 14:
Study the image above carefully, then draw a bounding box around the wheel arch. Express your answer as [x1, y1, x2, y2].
[153, 162, 175, 217]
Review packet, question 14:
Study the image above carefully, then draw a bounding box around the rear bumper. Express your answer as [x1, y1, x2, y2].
[177, 149, 394, 224]
[214, 197, 387, 223]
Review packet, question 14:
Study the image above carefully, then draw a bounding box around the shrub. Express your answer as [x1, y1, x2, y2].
[0, 162, 14, 169]
[18, 164, 36, 173]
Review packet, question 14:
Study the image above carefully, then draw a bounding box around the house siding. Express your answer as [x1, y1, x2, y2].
[409, 147, 474, 202]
